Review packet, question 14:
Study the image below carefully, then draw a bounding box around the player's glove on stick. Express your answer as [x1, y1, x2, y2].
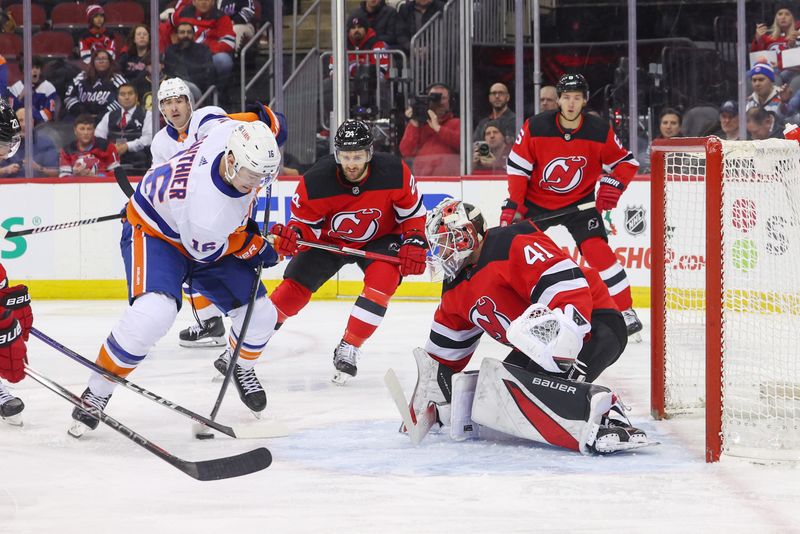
[398, 231, 428, 276]
[233, 230, 279, 269]
[499, 199, 519, 227]
[595, 175, 625, 212]
[0, 310, 26, 383]
[270, 223, 306, 256]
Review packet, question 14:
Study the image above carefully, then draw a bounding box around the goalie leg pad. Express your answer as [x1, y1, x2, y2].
[449, 370, 509, 442]
[471, 358, 613, 454]
[408, 347, 453, 427]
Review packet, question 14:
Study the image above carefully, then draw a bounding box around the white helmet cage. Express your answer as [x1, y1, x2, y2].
[157, 78, 194, 128]
[224, 121, 282, 187]
[425, 199, 486, 280]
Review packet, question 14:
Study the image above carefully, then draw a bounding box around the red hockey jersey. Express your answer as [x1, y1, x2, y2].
[288, 153, 426, 249]
[59, 138, 120, 178]
[506, 110, 638, 210]
[425, 221, 616, 371]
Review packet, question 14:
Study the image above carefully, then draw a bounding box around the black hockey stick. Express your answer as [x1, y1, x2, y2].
[529, 201, 596, 224]
[24, 365, 272, 481]
[1, 212, 124, 239]
[207, 186, 273, 425]
[29, 327, 284, 439]
[267, 235, 401, 265]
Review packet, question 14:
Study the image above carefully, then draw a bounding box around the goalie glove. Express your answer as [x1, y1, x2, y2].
[505, 304, 586, 374]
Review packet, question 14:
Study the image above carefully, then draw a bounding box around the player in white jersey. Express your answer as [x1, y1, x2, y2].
[69, 118, 283, 437]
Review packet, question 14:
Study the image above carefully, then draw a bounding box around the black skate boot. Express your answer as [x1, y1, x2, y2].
[332, 340, 361, 385]
[68, 387, 112, 438]
[588, 395, 652, 454]
[179, 316, 226, 348]
[621, 308, 643, 342]
[214, 349, 230, 376]
[233, 363, 267, 416]
[0, 383, 24, 426]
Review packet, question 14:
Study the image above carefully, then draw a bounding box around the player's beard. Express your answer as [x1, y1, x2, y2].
[342, 163, 367, 183]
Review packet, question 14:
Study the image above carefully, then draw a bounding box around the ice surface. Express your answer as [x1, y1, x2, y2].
[2, 300, 799, 533]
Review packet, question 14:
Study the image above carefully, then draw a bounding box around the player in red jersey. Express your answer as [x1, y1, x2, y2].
[0, 261, 33, 426]
[251, 119, 427, 385]
[399, 199, 651, 454]
[501, 73, 643, 337]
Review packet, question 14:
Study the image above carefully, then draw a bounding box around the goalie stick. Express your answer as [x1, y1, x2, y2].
[384, 368, 438, 445]
[24, 366, 272, 481]
[30, 327, 288, 439]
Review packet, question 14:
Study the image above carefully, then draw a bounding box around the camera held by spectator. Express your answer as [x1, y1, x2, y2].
[410, 92, 442, 123]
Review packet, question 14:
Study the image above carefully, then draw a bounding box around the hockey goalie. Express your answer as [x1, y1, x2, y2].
[392, 199, 653, 455]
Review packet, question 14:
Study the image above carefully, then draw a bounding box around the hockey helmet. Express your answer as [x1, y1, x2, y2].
[157, 77, 194, 128]
[426, 199, 487, 280]
[556, 73, 589, 98]
[224, 121, 282, 188]
[0, 98, 21, 160]
[333, 119, 374, 163]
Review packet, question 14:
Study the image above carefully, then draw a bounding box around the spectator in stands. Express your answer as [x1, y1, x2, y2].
[656, 108, 682, 139]
[64, 50, 128, 121]
[0, 8, 16, 34]
[348, 0, 399, 48]
[473, 82, 516, 143]
[171, 0, 236, 88]
[719, 100, 742, 140]
[746, 62, 781, 114]
[0, 55, 7, 100]
[7, 56, 58, 124]
[746, 107, 784, 140]
[472, 120, 510, 173]
[539, 85, 558, 112]
[117, 25, 152, 81]
[218, 0, 257, 52]
[130, 57, 157, 112]
[79, 5, 117, 64]
[331, 17, 390, 79]
[752, 6, 799, 53]
[95, 84, 152, 173]
[59, 114, 121, 178]
[399, 82, 460, 176]
[165, 22, 215, 94]
[0, 108, 58, 178]
[396, 0, 445, 56]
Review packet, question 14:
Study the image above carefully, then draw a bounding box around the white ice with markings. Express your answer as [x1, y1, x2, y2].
[2, 300, 799, 533]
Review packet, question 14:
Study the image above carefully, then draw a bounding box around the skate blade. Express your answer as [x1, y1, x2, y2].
[67, 421, 91, 438]
[179, 337, 226, 348]
[629, 331, 643, 343]
[331, 371, 352, 385]
[595, 440, 660, 454]
[1, 414, 23, 427]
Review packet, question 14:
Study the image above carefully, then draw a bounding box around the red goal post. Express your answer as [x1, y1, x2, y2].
[650, 136, 800, 463]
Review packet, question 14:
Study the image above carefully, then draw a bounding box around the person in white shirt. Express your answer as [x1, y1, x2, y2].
[95, 83, 153, 172]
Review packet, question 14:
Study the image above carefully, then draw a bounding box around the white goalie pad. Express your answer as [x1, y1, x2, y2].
[471, 358, 613, 455]
[505, 304, 586, 373]
[449, 371, 508, 442]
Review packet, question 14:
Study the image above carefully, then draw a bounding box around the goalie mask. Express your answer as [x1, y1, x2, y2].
[425, 199, 487, 280]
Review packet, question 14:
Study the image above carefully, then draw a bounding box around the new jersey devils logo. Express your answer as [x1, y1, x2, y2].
[469, 297, 511, 343]
[329, 209, 382, 242]
[540, 156, 587, 193]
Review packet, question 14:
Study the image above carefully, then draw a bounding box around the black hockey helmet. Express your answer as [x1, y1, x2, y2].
[0, 98, 21, 160]
[556, 73, 589, 98]
[334, 119, 374, 163]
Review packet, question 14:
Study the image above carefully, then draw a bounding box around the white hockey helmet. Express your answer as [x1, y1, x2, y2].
[224, 121, 282, 187]
[157, 77, 194, 127]
[425, 199, 487, 280]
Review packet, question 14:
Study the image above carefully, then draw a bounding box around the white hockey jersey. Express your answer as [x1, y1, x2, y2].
[150, 105, 228, 165]
[128, 118, 256, 262]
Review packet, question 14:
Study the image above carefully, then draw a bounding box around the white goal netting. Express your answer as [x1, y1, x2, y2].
[660, 138, 800, 460]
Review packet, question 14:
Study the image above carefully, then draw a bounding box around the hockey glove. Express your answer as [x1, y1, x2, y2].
[398, 231, 428, 276]
[499, 198, 519, 227]
[595, 175, 625, 212]
[270, 224, 307, 256]
[245, 101, 288, 147]
[232, 231, 279, 269]
[0, 310, 26, 383]
[0, 265, 32, 342]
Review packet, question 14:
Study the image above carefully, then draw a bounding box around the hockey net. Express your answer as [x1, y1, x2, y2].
[651, 137, 800, 462]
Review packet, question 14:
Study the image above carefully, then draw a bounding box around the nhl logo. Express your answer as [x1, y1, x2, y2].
[624, 206, 646, 236]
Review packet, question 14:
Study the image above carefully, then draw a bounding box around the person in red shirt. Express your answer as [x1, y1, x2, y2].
[399, 82, 461, 176]
[330, 17, 390, 79]
[751, 5, 800, 53]
[0, 263, 33, 425]
[78, 5, 117, 64]
[500, 73, 642, 338]
[59, 114, 121, 178]
[265, 119, 427, 384]
[400, 199, 649, 454]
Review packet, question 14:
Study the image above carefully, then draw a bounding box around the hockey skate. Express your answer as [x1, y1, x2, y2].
[0, 383, 24, 426]
[179, 316, 226, 348]
[213, 349, 230, 377]
[232, 363, 267, 417]
[68, 387, 112, 438]
[621, 308, 643, 342]
[586, 396, 656, 454]
[332, 340, 361, 385]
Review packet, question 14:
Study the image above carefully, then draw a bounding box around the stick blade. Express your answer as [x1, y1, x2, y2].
[181, 447, 272, 481]
[384, 368, 436, 445]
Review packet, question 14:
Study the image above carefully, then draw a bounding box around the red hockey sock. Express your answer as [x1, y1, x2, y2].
[269, 279, 313, 325]
[580, 237, 633, 310]
[342, 262, 400, 348]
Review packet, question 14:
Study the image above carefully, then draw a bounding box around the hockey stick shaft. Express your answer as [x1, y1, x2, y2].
[296, 239, 401, 265]
[29, 327, 243, 438]
[529, 201, 596, 224]
[3, 212, 124, 239]
[24, 365, 272, 481]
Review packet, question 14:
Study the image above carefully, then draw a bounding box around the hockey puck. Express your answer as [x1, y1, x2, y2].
[195, 432, 215, 440]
